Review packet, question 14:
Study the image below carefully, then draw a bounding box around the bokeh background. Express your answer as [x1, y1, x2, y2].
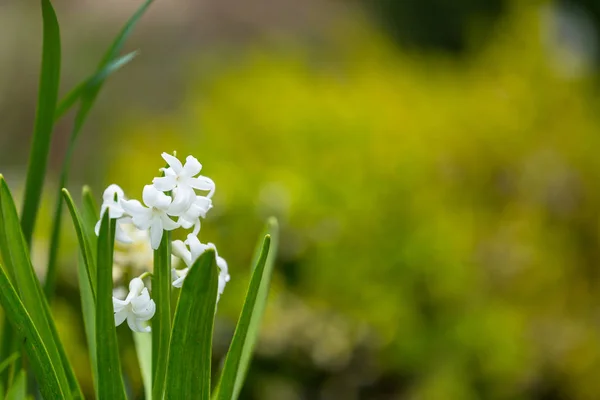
[2, 0, 600, 399]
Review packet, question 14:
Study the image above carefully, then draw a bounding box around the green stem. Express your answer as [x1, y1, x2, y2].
[152, 232, 172, 400]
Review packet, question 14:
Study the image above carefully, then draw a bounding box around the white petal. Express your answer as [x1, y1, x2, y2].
[152, 176, 177, 192]
[149, 220, 164, 250]
[103, 184, 125, 203]
[132, 297, 156, 319]
[143, 185, 171, 209]
[188, 176, 215, 196]
[218, 273, 228, 297]
[194, 196, 213, 213]
[134, 318, 152, 333]
[94, 219, 101, 236]
[186, 234, 208, 261]
[120, 199, 146, 217]
[172, 275, 186, 288]
[167, 186, 196, 216]
[172, 241, 193, 267]
[216, 256, 228, 275]
[171, 268, 180, 282]
[108, 204, 125, 219]
[192, 219, 201, 236]
[177, 216, 196, 230]
[121, 200, 153, 230]
[115, 222, 133, 244]
[113, 298, 129, 312]
[128, 278, 145, 296]
[160, 214, 179, 231]
[127, 313, 143, 332]
[114, 309, 128, 326]
[182, 156, 202, 177]
[161, 152, 183, 174]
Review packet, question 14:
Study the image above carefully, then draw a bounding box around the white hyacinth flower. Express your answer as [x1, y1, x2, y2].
[94, 184, 133, 244]
[113, 277, 156, 333]
[177, 195, 213, 235]
[171, 234, 230, 300]
[152, 153, 215, 215]
[120, 185, 179, 250]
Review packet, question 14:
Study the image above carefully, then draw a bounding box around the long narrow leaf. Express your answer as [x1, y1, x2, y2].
[152, 233, 172, 400]
[81, 186, 99, 257]
[230, 218, 278, 400]
[54, 51, 138, 121]
[78, 187, 99, 395]
[0, 204, 18, 389]
[214, 234, 273, 400]
[45, 1, 152, 300]
[76, 253, 98, 397]
[100, 0, 153, 66]
[0, 264, 65, 399]
[0, 353, 20, 376]
[62, 189, 96, 300]
[20, 0, 61, 247]
[4, 370, 26, 400]
[133, 332, 153, 400]
[165, 251, 218, 400]
[96, 212, 127, 400]
[0, 177, 71, 395]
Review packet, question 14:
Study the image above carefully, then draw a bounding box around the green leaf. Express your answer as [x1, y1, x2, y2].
[81, 186, 99, 257]
[4, 370, 26, 400]
[74, 187, 100, 397]
[133, 332, 153, 400]
[0, 264, 65, 399]
[44, 0, 153, 300]
[0, 353, 20, 377]
[20, 0, 61, 247]
[0, 205, 19, 390]
[76, 253, 98, 397]
[95, 212, 127, 400]
[54, 51, 138, 121]
[214, 233, 274, 400]
[61, 189, 96, 300]
[152, 233, 172, 400]
[0, 177, 72, 396]
[99, 0, 154, 67]
[165, 251, 218, 400]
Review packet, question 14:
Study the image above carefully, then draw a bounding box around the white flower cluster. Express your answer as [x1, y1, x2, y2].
[96, 152, 230, 332]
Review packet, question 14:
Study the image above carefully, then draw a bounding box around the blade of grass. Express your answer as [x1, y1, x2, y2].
[165, 251, 218, 400]
[0, 264, 65, 399]
[96, 212, 127, 399]
[61, 189, 96, 300]
[0, 176, 71, 396]
[4, 370, 26, 400]
[44, 1, 153, 300]
[20, 0, 61, 247]
[214, 234, 273, 400]
[0, 353, 20, 376]
[81, 186, 99, 254]
[133, 331, 153, 400]
[77, 252, 98, 397]
[0, 205, 19, 390]
[54, 51, 138, 121]
[78, 186, 99, 396]
[229, 218, 278, 400]
[151, 233, 172, 400]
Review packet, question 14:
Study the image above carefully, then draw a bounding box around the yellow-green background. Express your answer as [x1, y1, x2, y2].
[2, 1, 600, 399]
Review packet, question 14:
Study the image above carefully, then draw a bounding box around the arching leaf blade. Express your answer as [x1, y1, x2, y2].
[165, 251, 218, 400]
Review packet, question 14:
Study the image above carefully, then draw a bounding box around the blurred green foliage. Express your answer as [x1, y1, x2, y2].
[93, 5, 600, 400]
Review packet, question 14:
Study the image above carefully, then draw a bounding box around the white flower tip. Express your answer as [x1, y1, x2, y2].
[129, 277, 145, 294]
